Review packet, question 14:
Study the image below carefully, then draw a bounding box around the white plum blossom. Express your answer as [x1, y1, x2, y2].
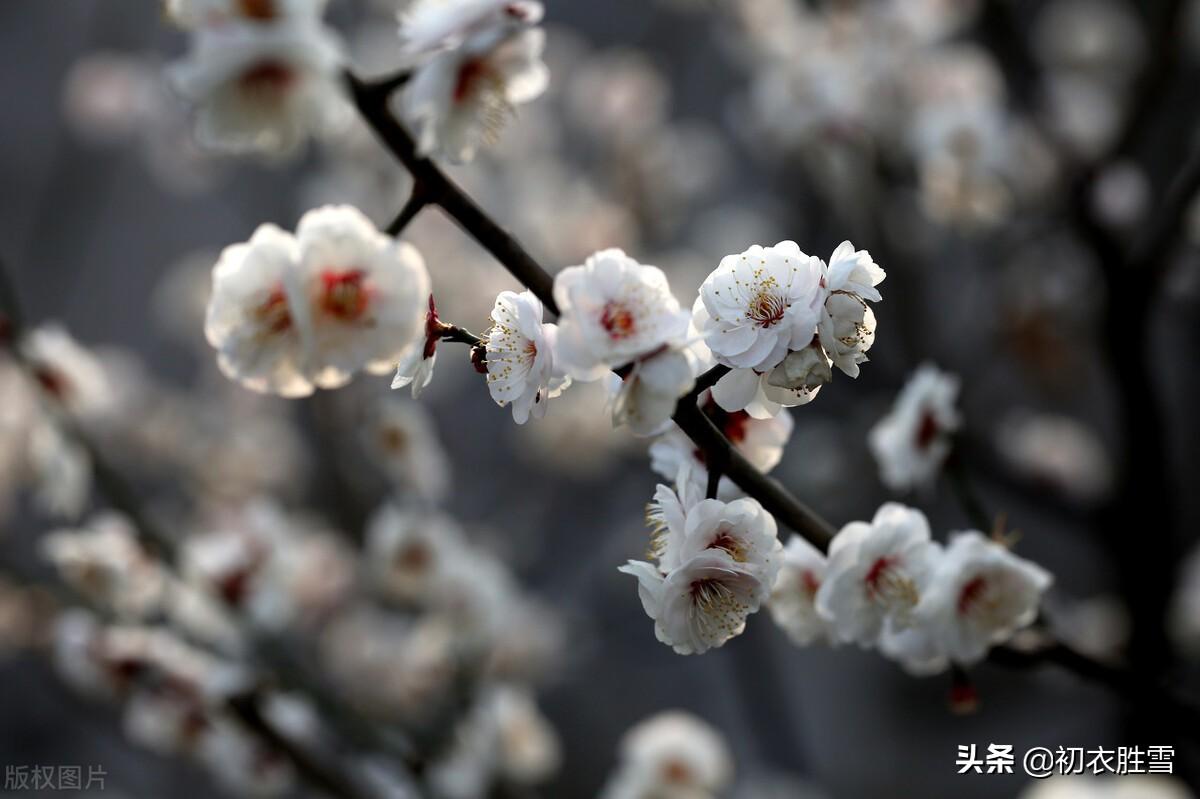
[868, 363, 961, 492]
[695, 242, 826, 372]
[818, 240, 885, 378]
[620, 493, 781, 655]
[364, 503, 471, 606]
[816, 503, 941, 647]
[206, 205, 430, 397]
[20, 324, 116, 419]
[768, 535, 829, 646]
[170, 18, 346, 155]
[608, 346, 697, 437]
[553, 249, 691, 381]
[360, 398, 451, 503]
[917, 531, 1052, 664]
[399, 0, 548, 163]
[600, 711, 733, 799]
[165, 0, 328, 29]
[42, 514, 167, 620]
[485, 289, 569, 423]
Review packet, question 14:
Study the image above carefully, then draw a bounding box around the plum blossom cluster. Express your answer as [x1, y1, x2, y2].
[722, 0, 1060, 229]
[52, 609, 296, 797]
[767, 503, 1052, 674]
[205, 204, 430, 397]
[619, 480, 782, 655]
[695, 240, 885, 417]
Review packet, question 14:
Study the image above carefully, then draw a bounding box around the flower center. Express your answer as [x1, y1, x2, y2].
[688, 577, 750, 640]
[600, 301, 637, 340]
[34, 367, 70, 400]
[801, 570, 821, 599]
[957, 575, 988, 617]
[915, 410, 940, 449]
[254, 286, 292, 335]
[378, 425, 408, 453]
[394, 542, 432, 575]
[661, 759, 693, 785]
[238, 0, 277, 20]
[748, 290, 787, 328]
[454, 57, 497, 103]
[239, 61, 297, 98]
[319, 269, 371, 322]
[708, 529, 747, 562]
[864, 556, 919, 613]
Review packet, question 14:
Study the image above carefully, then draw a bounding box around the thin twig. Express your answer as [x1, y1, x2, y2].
[387, 183, 430, 237]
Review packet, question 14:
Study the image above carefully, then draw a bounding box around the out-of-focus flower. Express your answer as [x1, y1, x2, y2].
[165, 0, 329, 30]
[170, 19, 346, 156]
[868, 363, 961, 492]
[816, 503, 940, 647]
[360, 398, 451, 502]
[917, 532, 1051, 664]
[1171, 543, 1200, 656]
[818, 240, 885, 378]
[994, 411, 1113, 502]
[399, 0, 548, 162]
[1091, 160, 1150, 230]
[42, 514, 167, 620]
[601, 711, 733, 799]
[554, 249, 691, 381]
[620, 493, 781, 655]
[364, 503, 469, 606]
[428, 684, 561, 798]
[21, 324, 116, 419]
[182, 500, 352, 630]
[26, 423, 92, 520]
[206, 205, 430, 397]
[485, 289, 569, 423]
[768, 535, 829, 646]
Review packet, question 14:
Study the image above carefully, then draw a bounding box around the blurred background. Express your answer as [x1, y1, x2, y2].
[1, 0, 1200, 797]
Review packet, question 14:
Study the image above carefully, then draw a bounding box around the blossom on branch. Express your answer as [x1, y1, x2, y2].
[917, 531, 1051, 664]
[485, 289, 569, 423]
[399, 0, 548, 163]
[620, 488, 781, 655]
[816, 503, 940, 647]
[553, 248, 691, 381]
[818, 240, 885, 378]
[206, 205, 430, 397]
[768, 535, 829, 646]
[868, 363, 961, 492]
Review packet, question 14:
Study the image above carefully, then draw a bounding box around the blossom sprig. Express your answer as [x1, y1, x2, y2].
[765, 502, 1052, 675]
[694, 240, 885, 418]
[620, 481, 782, 655]
[205, 205, 430, 398]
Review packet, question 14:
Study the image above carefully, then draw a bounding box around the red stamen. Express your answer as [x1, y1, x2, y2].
[600, 301, 637, 340]
[319, 269, 371, 322]
[864, 557, 894, 598]
[454, 58, 489, 103]
[255, 287, 292, 334]
[239, 61, 296, 96]
[915, 410, 940, 449]
[957, 576, 987, 616]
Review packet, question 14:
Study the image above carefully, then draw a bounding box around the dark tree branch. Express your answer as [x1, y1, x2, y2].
[387, 184, 431, 237]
